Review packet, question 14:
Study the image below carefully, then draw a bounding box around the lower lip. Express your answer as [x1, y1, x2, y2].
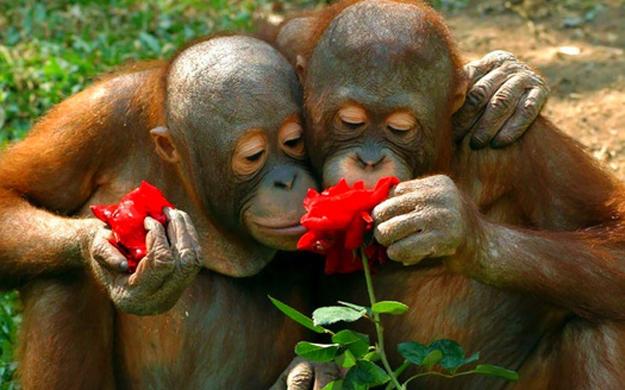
[259, 224, 306, 236]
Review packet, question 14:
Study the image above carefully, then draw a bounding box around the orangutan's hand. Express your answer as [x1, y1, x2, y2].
[270, 357, 341, 390]
[453, 50, 549, 149]
[87, 208, 201, 315]
[373, 175, 479, 266]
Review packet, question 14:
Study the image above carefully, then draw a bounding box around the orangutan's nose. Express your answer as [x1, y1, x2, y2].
[356, 150, 386, 170]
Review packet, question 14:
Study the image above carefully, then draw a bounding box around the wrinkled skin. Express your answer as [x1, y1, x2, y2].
[276, 1, 625, 388]
[270, 357, 342, 390]
[452, 50, 548, 149]
[269, 1, 549, 387]
[88, 209, 202, 315]
[271, 18, 548, 157]
[373, 175, 469, 265]
[0, 36, 317, 388]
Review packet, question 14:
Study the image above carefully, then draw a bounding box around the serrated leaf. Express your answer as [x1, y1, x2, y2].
[344, 360, 390, 386]
[313, 306, 366, 326]
[332, 330, 370, 358]
[423, 349, 443, 370]
[371, 301, 409, 315]
[322, 380, 343, 390]
[474, 364, 519, 381]
[430, 339, 465, 370]
[336, 350, 357, 368]
[268, 296, 326, 334]
[295, 341, 340, 363]
[398, 341, 429, 365]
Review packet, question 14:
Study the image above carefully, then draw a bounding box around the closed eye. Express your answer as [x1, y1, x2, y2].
[387, 124, 411, 132]
[284, 137, 302, 148]
[342, 119, 365, 129]
[386, 112, 417, 133]
[246, 150, 265, 162]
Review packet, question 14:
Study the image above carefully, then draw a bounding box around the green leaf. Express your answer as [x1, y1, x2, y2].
[336, 350, 357, 368]
[322, 380, 343, 390]
[344, 360, 390, 387]
[313, 306, 367, 326]
[423, 349, 443, 370]
[371, 301, 409, 315]
[429, 339, 465, 370]
[337, 301, 370, 314]
[362, 351, 381, 362]
[332, 330, 370, 358]
[474, 364, 519, 381]
[295, 342, 340, 363]
[398, 342, 429, 365]
[268, 296, 326, 334]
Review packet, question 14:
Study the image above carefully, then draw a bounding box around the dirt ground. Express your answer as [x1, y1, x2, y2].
[445, 1, 625, 177]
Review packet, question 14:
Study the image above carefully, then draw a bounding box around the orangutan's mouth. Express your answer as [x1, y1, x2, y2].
[254, 222, 307, 237]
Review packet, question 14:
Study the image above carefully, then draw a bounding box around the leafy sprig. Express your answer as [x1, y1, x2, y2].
[269, 250, 518, 389]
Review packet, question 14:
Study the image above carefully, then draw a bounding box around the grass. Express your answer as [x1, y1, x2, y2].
[0, 0, 469, 387]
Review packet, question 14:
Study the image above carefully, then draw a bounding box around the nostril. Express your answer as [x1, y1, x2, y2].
[274, 173, 297, 190]
[274, 180, 288, 189]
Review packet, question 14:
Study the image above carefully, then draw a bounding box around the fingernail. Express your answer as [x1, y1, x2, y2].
[119, 261, 128, 272]
[144, 217, 156, 230]
[490, 138, 506, 149]
[469, 137, 486, 150]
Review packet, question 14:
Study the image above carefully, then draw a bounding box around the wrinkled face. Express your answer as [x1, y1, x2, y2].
[302, 0, 460, 188]
[232, 115, 316, 251]
[166, 36, 318, 257]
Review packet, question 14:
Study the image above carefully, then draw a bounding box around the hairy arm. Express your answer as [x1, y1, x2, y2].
[374, 117, 625, 320]
[458, 117, 625, 320]
[0, 66, 163, 288]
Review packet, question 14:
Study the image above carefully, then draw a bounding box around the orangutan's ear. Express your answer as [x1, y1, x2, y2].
[295, 55, 307, 85]
[150, 126, 180, 164]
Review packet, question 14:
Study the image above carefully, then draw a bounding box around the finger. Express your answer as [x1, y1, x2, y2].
[374, 211, 425, 247]
[463, 50, 516, 84]
[129, 218, 174, 288]
[453, 66, 514, 140]
[286, 361, 315, 390]
[166, 209, 202, 271]
[469, 74, 527, 149]
[180, 212, 202, 264]
[164, 209, 193, 260]
[387, 232, 458, 265]
[313, 363, 341, 390]
[491, 86, 547, 148]
[391, 175, 453, 197]
[91, 229, 128, 272]
[145, 217, 173, 264]
[373, 191, 430, 224]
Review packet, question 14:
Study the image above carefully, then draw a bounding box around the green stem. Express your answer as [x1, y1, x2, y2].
[385, 361, 410, 390]
[402, 369, 478, 388]
[360, 247, 404, 390]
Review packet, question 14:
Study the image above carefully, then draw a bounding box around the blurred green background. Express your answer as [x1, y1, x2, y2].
[0, 0, 609, 387]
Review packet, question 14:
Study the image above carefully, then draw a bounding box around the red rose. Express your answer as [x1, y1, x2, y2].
[91, 181, 173, 272]
[297, 177, 399, 274]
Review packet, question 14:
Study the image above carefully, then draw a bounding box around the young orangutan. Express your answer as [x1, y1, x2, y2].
[0, 35, 319, 388]
[1, 16, 546, 390]
[272, 0, 625, 388]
